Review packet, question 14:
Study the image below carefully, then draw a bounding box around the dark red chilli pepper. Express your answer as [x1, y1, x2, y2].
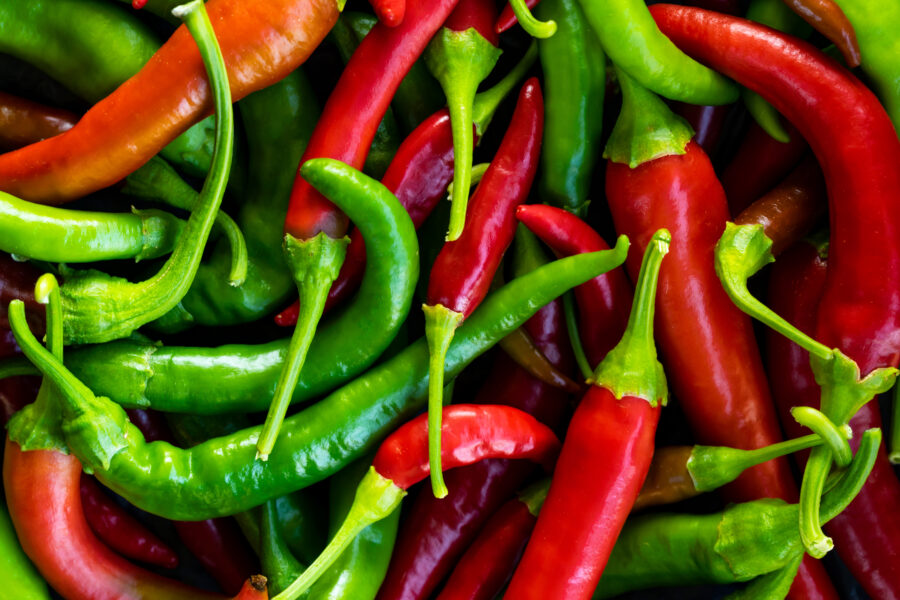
[0, 91, 76, 152]
[423, 79, 543, 498]
[782, 0, 861, 66]
[602, 67, 836, 600]
[505, 230, 669, 600]
[274, 404, 562, 598]
[80, 476, 179, 569]
[672, 103, 728, 157]
[651, 6, 900, 595]
[733, 154, 826, 257]
[283, 0, 461, 240]
[516, 204, 632, 368]
[377, 260, 571, 600]
[720, 120, 808, 216]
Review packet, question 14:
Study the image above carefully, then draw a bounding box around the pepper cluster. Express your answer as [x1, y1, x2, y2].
[0, 0, 898, 599]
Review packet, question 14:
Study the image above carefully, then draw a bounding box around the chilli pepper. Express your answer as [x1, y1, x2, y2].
[595, 429, 880, 598]
[79, 476, 179, 569]
[534, 0, 605, 217]
[272, 404, 562, 599]
[376, 227, 574, 600]
[255, 159, 420, 459]
[0, 0, 336, 205]
[48, 0, 234, 346]
[0, 0, 215, 177]
[653, 5, 900, 595]
[233, 577, 269, 600]
[0, 91, 75, 152]
[6, 241, 627, 521]
[424, 0, 501, 241]
[720, 120, 808, 216]
[275, 44, 537, 328]
[505, 229, 670, 599]
[0, 497, 49, 600]
[733, 155, 826, 256]
[833, 0, 900, 135]
[423, 79, 543, 497]
[782, 0, 861, 67]
[604, 68, 835, 598]
[260, 500, 305, 596]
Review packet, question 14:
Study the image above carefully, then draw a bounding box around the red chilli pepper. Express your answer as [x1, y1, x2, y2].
[423, 79, 543, 498]
[377, 287, 571, 600]
[516, 204, 632, 368]
[505, 230, 669, 600]
[80, 476, 179, 569]
[652, 7, 900, 596]
[233, 576, 269, 600]
[369, 0, 406, 27]
[273, 404, 561, 598]
[603, 66, 836, 599]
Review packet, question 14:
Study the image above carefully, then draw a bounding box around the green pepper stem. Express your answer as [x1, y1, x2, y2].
[509, 0, 557, 38]
[257, 232, 348, 461]
[791, 406, 852, 468]
[798, 446, 834, 558]
[688, 434, 825, 493]
[472, 41, 538, 137]
[34, 274, 63, 360]
[892, 381, 900, 464]
[714, 222, 833, 361]
[820, 428, 881, 522]
[447, 163, 489, 201]
[423, 303, 465, 498]
[273, 468, 405, 600]
[58, 0, 233, 345]
[564, 291, 593, 380]
[591, 229, 669, 405]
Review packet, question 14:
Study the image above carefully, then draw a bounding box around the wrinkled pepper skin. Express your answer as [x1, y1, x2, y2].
[0, 0, 338, 204]
[653, 7, 900, 597]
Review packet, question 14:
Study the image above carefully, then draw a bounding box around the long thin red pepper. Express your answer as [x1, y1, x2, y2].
[603, 67, 836, 599]
[720, 120, 808, 216]
[505, 231, 668, 600]
[652, 7, 900, 597]
[0, 0, 338, 205]
[516, 205, 632, 368]
[79, 476, 179, 570]
[783, 0, 861, 66]
[376, 292, 571, 600]
[423, 78, 543, 497]
[283, 0, 461, 240]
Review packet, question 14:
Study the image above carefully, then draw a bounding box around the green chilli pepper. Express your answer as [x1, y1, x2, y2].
[0, 501, 50, 600]
[50, 4, 234, 346]
[0, 0, 213, 175]
[152, 70, 319, 331]
[536, 0, 606, 217]
[7, 242, 627, 520]
[261, 500, 306, 596]
[577, 0, 738, 105]
[593, 427, 881, 598]
[0, 191, 183, 263]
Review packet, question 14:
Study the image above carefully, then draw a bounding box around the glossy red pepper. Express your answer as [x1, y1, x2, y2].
[505, 230, 668, 600]
[516, 204, 632, 368]
[720, 120, 808, 216]
[377, 292, 570, 600]
[80, 476, 179, 569]
[423, 79, 543, 497]
[369, 0, 405, 27]
[652, 7, 900, 595]
[283, 0, 461, 240]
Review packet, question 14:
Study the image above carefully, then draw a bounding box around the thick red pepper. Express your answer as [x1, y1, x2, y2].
[377, 287, 570, 600]
[603, 67, 836, 599]
[423, 79, 543, 497]
[720, 120, 808, 216]
[505, 230, 669, 600]
[652, 7, 900, 596]
[283, 0, 461, 240]
[80, 476, 179, 569]
[0, 0, 338, 205]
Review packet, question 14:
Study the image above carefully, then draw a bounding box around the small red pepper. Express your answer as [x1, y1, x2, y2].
[423, 79, 543, 497]
[233, 576, 269, 600]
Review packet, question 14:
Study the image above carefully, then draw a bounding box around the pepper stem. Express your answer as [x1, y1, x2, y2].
[688, 434, 826, 493]
[423, 303, 465, 498]
[508, 0, 557, 38]
[714, 222, 832, 360]
[820, 428, 881, 522]
[273, 468, 406, 600]
[791, 406, 852, 468]
[425, 27, 502, 242]
[472, 41, 538, 137]
[257, 232, 348, 460]
[799, 446, 835, 558]
[591, 229, 670, 406]
[35, 274, 63, 360]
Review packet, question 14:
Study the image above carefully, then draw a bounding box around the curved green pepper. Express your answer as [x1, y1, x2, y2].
[0, 0, 213, 176]
[8, 241, 627, 520]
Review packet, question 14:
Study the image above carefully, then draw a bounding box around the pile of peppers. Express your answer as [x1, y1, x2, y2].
[0, 0, 898, 598]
